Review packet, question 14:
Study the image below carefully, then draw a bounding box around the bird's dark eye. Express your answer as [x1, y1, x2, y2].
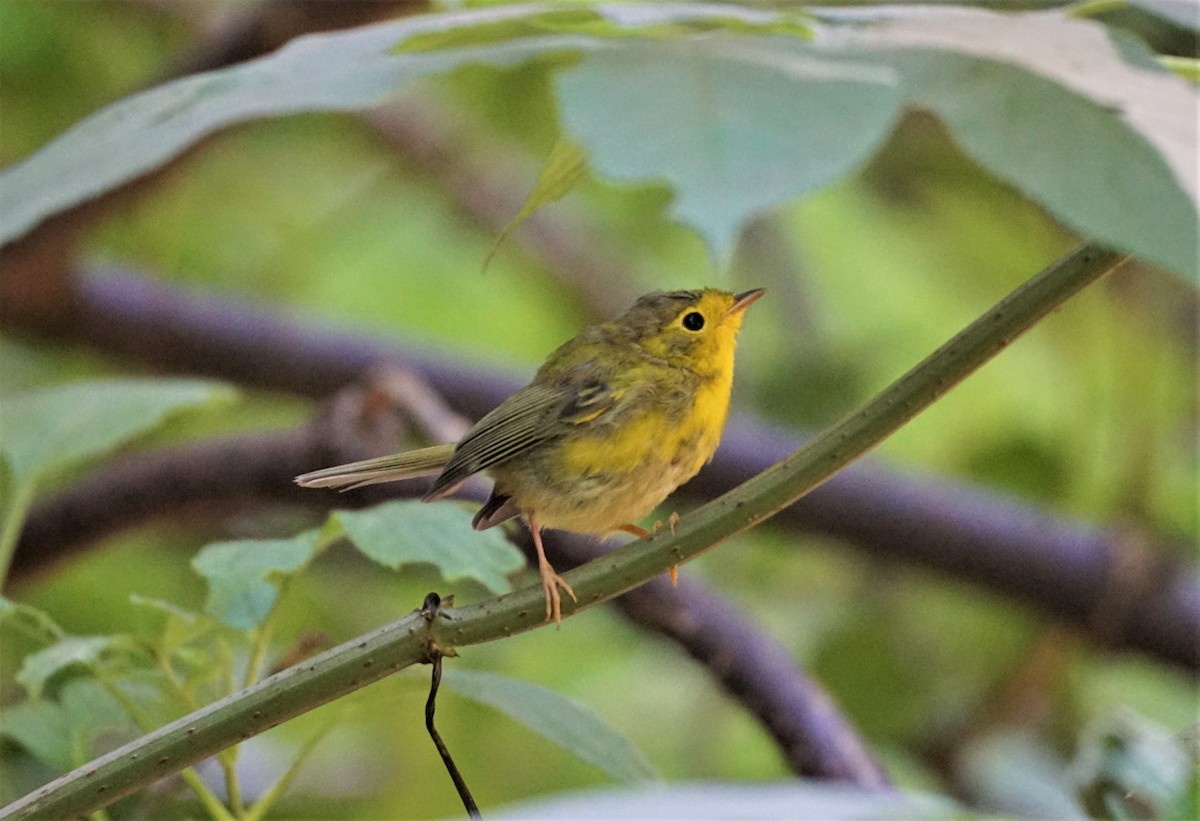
[682, 311, 705, 331]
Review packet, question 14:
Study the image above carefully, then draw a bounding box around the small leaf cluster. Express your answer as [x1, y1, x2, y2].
[0, 379, 651, 817]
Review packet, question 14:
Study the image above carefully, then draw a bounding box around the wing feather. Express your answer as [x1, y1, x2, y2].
[425, 374, 616, 500]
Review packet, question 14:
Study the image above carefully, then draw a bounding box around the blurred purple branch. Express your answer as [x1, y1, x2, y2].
[8, 265, 1197, 672]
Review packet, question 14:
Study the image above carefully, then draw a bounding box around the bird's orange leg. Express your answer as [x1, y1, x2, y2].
[529, 516, 575, 626]
[618, 523, 678, 586]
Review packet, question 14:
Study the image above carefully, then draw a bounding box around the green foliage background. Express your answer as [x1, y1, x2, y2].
[0, 1, 1195, 818]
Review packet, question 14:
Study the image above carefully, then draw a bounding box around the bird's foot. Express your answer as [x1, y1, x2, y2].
[620, 521, 680, 586]
[539, 561, 576, 628]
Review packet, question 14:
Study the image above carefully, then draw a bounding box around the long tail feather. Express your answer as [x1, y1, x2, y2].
[295, 444, 456, 491]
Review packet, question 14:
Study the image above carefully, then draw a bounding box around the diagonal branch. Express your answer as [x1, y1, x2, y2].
[1, 241, 1127, 821]
[9, 260, 1196, 670]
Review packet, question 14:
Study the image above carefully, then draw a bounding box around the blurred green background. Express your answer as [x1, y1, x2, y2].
[1, 1, 1195, 818]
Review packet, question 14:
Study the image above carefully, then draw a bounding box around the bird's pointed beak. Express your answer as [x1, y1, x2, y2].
[726, 288, 766, 316]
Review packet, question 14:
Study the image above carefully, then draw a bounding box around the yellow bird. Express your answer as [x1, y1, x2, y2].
[296, 288, 764, 625]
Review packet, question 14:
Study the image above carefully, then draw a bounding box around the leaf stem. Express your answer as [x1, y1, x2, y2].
[1158, 55, 1200, 84]
[155, 653, 245, 817]
[0, 243, 1126, 821]
[242, 716, 336, 821]
[244, 593, 284, 689]
[224, 579, 292, 815]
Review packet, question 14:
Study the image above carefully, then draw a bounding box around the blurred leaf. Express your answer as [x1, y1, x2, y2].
[1072, 710, 1196, 820]
[0, 678, 132, 771]
[556, 39, 899, 262]
[956, 729, 1087, 818]
[15, 635, 129, 698]
[896, 51, 1195, 279]
[484, 136, 589, 272]
[441, 668, 656, 784]
[963, 433, 1066, 500]
[0, 378, 235, 486]
[815, 6, 1199, 278]
[395, 7, 606, 52]
[396, 7, 810, 53]
[191, 530, 323, 630]
[0, 697, 75, 771]
[59, 676, 138, 756]
[1128, 0, 1200, 30]
[490, 781, 962, 818]
[334, 501, 524, 594]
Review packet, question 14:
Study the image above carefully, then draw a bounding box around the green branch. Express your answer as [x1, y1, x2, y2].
[440, 242, 1128, 638]
[0, 242, 1125, 821]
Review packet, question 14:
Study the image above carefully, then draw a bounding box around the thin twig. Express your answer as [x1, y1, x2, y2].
[421, 593, 481, 819]
[363, 99, 640, 320]
[372, 367, 471, 444]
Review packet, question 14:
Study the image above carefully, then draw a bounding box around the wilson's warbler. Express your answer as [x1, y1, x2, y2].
[296, 288, 764, 624]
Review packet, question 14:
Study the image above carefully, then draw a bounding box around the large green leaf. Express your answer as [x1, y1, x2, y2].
[440, 668, 656, 784]
[333, 501, 524, 594]
[896, 51, 1195, 278]
[555, 38, 900, 262]
[0, 378, 235, 486]
[191, 529, 323, 630]
[1, 4, 1193, 276]
[812, 6, 1199, 277]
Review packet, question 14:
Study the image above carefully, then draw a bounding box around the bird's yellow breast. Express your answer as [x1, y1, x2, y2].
[497, 367, 733, 534]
